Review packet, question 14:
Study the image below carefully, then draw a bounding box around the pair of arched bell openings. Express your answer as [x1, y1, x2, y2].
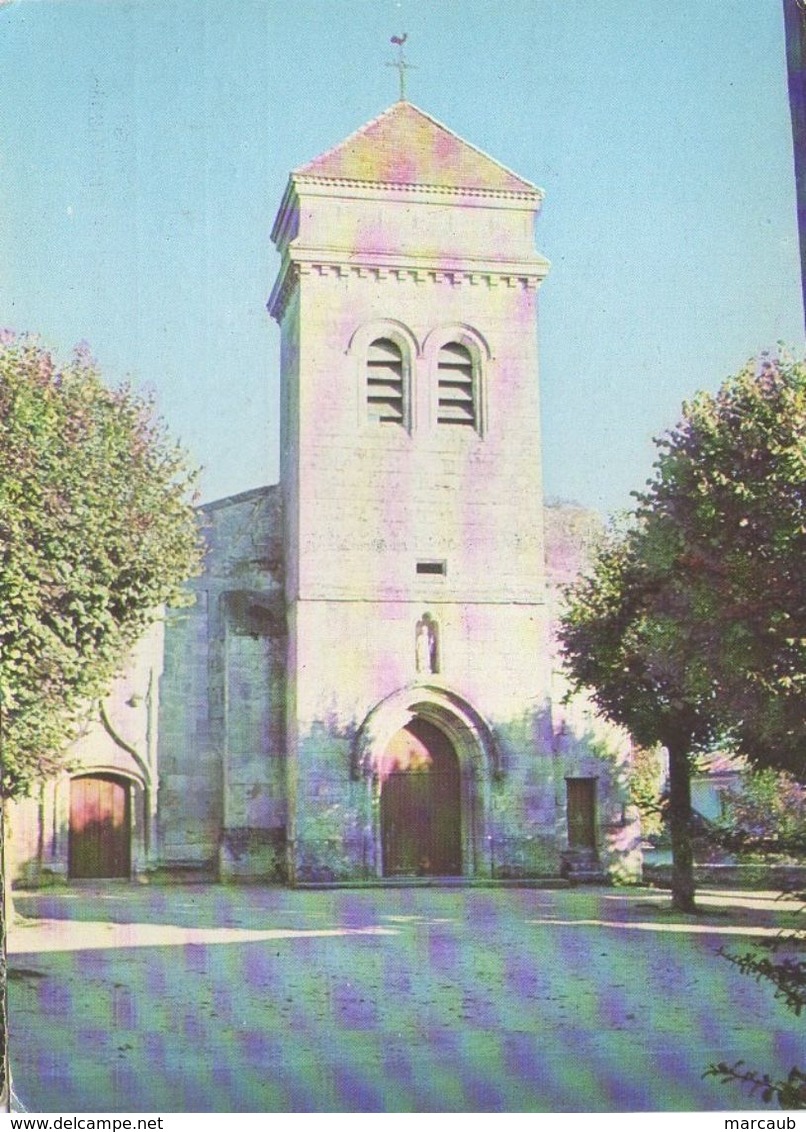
[352, 322, 490, 434]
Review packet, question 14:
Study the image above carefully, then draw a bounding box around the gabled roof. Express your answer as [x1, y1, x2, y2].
[295, 101, 539, 195]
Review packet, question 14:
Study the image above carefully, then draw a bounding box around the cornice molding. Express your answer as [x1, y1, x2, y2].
[270, 172, 544, 255]
[292, 172, 543, 206]
[268, 261, 299, 323]
[268, 249, 550, 322]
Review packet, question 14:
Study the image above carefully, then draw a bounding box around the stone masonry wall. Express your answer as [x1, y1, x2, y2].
[157, 485, 286, 880]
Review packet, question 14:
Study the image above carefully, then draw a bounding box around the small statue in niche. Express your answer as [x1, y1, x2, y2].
[415, 614, 439, 674]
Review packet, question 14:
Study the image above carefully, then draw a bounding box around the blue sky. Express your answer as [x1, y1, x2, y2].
[0, 0, 802, 515]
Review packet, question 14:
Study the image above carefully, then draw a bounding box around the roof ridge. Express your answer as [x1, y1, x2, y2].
[294, 101, 540, 195]
[293, 102, 403, 176]
[395, 101, 538, 193]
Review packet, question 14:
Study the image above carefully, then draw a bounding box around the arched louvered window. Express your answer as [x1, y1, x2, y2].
[367, 338, 405, 425]
[437, 342, 476, 427]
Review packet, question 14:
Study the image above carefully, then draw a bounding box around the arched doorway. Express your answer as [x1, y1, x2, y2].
[379, 718, 461, 876]
[68, 774, 132, 879]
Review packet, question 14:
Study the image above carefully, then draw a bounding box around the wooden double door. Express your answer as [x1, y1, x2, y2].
[380, 718, 462, 877]
[69, 774, 132, 879]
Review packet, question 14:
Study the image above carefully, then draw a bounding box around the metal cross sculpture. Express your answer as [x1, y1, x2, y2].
[387, 33, 415, 101]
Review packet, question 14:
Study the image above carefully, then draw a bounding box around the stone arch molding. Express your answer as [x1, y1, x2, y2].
[421, 323, 492, 364]
[71, 765, 143, 789]
[353, 683, 499, 780]
[354, 683, 499, 878]
[346, 318, 421, 360]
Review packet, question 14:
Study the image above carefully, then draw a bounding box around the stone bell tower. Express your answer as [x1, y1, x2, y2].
[268, 101, 556, 882]
[9, 102, 641, 891]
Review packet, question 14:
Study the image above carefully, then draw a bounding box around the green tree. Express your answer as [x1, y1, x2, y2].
[559, 531, 719, 911]
[0, 334, 203, 799]
[637, 354, 805, 777]
[628, 745, 665, 840]
[713, 768, 806, 854]
[559, 354, 806, 912]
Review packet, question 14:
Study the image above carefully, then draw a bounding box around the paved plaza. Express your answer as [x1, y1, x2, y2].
[7, 884, 803, 1113]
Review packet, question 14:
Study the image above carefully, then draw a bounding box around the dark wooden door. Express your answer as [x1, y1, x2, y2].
[566, 777, 597, 850]
[69, 775, 131, 879]
[381, 719, 461, 876]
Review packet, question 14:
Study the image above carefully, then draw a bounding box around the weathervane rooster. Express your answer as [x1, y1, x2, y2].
[387, 33, 414, 101]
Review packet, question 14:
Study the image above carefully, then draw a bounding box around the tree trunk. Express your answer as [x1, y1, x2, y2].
[667, 739, 696, 912]
[2, 802, 16, 927]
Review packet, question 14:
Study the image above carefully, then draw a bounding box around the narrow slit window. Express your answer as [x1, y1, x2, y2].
[437, 342, 476, 427]
[367, 338, 405, 425]
[416, 560, 446, 576]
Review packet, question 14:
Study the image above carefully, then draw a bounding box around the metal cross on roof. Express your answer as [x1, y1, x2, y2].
[387, 34, 415, 101]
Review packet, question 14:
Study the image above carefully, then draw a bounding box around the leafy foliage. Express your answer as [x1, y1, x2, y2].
[706, 890, 806, 1109]
[0, 334, 203, 799]
[563, 353, 806, 765]
[558, 522, 719, 910]
[712, 768, 806, 854]
[627, 745, 665, 839]
[631, 354, 806, 778]
[559, 353, 806, 910]
[718, 948, 806, 1016]
[706, 1062, 806, 1110]
[558, 527, 721, 754]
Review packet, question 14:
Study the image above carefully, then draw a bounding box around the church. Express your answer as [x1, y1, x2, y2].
[11, 102, 642, 887]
